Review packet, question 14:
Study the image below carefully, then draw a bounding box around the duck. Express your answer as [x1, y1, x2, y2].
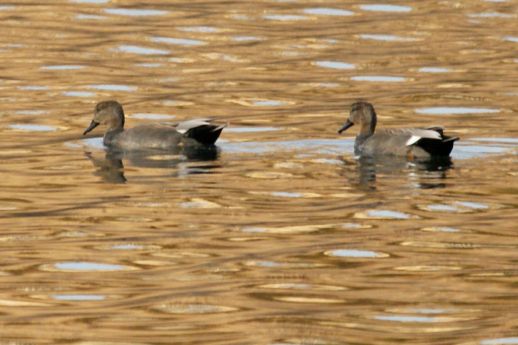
[83, 100, 226, 150]
[338, 101, 459, 159]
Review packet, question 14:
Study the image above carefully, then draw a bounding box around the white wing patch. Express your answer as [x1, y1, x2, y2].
[406, 135, 421, 146]
[405, 129, 442, 146]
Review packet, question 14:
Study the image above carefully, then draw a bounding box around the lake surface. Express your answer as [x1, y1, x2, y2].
[1, 0, 517, 344]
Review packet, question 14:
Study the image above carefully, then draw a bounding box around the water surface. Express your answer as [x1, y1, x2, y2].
[0, 0, 517, 344]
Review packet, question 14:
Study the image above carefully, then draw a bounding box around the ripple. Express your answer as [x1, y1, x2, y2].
[251, 100, 287, 106]
[351, 75, 407, 82]
[263, 283, 310, 289]
[422, 226, 460, 233]
[241, 226, 270, 233]
[358, 34, 415, 42]
[374, 314, 448, 323]
[274, 296, 344, 304]
[325, 249, 389, 258]
[224, 126, 280, 133]
[396, 265, 462, 272]
[403, 308, 452, 314]
[41, 65, 84, 70]
[4, 43, 23, 49]
[455, 201, 489, 210]
[0, 299, 50, 307]
[88, 84, 136, 92]
[230, 99, 289, 107]
[481, 338, 518, 345]
[418, 67, 451, 73]
[71, 0, 108, 3]
[129, 113, 175, 120]
[359, 4, 412, 12]
[454, 142, 509, 159]
[245, 260, 324, 268]
[259, 283, 346, 291]
[104, 8, 168, 16]
[9, 124, 57, 132]
[468, 12, 513, 18]
[154, 303, 238, 314]
[314, 60, 355, 70]
[420, 204, 459, 212]
[246, 260, 282, 267]
[114, 45, 169, 55]
[63, 91, 96, 97]
[180, 198, 221, 209]
[50, 261, 134, 271]
[419, 201, 490, 213]
[303, 7, 354, 16]
[355, 209, 416, 220]
[242, 223, 335, 234]
[52, 294, 105, 301]
[111, 243, 145, 250]
[18, 85, 49, 91]
[232, 35, 263, 42]
[263, 14, 308, 21]
[15, 110, 47, 116]
[311, 158, 343, 165]
[230, 14, 250, 21]
[306, 82, 340, 88]
[271, 191, 304, 198]
[342, 222, 372, 229]
[75, 14, 104, 20]
[415, 107, 500, 115]
[136, 62, 162, 68]
[473, 137, 518, 144]
[178, 26, 219, 33]
[151, 36, 206, 46]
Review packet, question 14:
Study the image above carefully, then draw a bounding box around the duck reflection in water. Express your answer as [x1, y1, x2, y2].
[341, 155, 453, 190]
[85, 145, 221, 183]
[83, 100, 225, 183]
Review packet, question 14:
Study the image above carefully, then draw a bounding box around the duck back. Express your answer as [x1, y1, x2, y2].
[110, 125, 183, 151]
[358, 131, 414, 157]
[359, 128, 458, 159]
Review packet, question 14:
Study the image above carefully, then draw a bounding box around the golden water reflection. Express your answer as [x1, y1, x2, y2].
[1, 0, 518, 344]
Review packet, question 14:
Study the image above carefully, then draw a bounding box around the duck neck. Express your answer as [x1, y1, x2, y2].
[103, 110, 125, 146]
[359, 122, 375, 137]
[359, 112, 376, 137]
[354, 132, 371, 155]
[104, 128, 123, 146]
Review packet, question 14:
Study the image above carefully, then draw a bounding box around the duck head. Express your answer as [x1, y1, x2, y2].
[338, 101, 377, 136]
[83, 100, 125, 135]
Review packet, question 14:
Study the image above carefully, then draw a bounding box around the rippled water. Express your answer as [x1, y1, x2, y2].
[1, 0, 517, 344]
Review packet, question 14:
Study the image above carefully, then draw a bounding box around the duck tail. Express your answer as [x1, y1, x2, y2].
[417, 134, 459, 156]
[185, 123, 226, 145]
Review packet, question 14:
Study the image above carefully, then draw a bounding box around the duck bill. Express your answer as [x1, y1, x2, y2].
[338, 120, 354, 134]
[83, 120, 100, 135]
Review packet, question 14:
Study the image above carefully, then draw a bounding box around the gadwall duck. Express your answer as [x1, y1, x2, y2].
[338, 101, 459, 159]
[83, 100, 226, 150]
